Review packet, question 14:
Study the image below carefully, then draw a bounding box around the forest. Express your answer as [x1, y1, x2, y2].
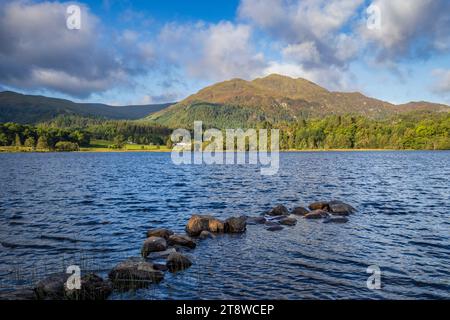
[0, 112, 449, 151]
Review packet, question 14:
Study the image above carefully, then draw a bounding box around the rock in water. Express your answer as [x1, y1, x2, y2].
[266, 225, 284, 232]
[153, 263, 168, 272]
[279, 217, 297, 226]
[291, 207, 309, 216]
[109, 257, 164, 290]
[34, 273, 70, 300]
[264, 221, 280, 227]
[308, 201, 330, 211]
[167, 234, 196, 249]
[185, 215, 225, 236]
[147, 248, 177, 259]
[166, 252, 193, 272]
[225, 216, 247, 233]
[328, 201, 356, 216]
[323, 216, 349, 224]
[304, 209, 329, 219]
[146, 228, 174, 240]
[267, 205, 289, 216]
[199, 230, 215, 239]
[141, 236, 168, 258]
[266, 215, 285, 221]
[65, 273, 112, 300]
[246, 216, 266, 225]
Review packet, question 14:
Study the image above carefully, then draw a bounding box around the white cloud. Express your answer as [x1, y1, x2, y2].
[431, 69, 450, 95]
[282, 42, 321, 65]
[262, 61, 354, 91]
[237, 0, 364, 90]
[158, 21, 266, 81]
[239, 0, 363, 41]
[0, 1, 121, 97]
[360, 0, 450, 61]
[0, 1, 156, 98]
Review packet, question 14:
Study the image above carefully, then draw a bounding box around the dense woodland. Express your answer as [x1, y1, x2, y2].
[276, 112, 450, 150]
[0, 112, 449, 151]
[0, 116, 171, 150]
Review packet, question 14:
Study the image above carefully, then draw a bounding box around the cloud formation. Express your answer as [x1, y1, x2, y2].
[158, 21, 266, 81]
[238, 0, 364, 89]
[0, 1, 156, 98]
[431, 69, 450, 95]
[0, 2, 120, 97]
[361, 0, 450, 62]
[1, 0, 450, 103]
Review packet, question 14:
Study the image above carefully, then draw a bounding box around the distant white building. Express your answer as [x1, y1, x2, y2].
[174, 142, 191, 147]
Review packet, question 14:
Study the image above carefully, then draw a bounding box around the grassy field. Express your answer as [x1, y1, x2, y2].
[1, 140, 433, 153]
[0, 146, 36, 153]
[80, 140, 171, 152]
[0, 140, 171, 153]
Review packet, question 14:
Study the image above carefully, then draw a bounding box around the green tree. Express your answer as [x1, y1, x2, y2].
[14, 134, 22, 147]
[36, 136, 49, 150]
[24, 136, 36, 150]
[0, 133, 8, 146]
[112, 135, 126, 149]
[55, 141, 79, 151]
[166, 136, 173, 149]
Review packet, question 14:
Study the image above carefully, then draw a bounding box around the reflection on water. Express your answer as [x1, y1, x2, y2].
[0, 151, 449, 299]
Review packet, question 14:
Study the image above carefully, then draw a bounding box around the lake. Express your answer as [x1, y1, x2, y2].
[0, 151, 449, 299]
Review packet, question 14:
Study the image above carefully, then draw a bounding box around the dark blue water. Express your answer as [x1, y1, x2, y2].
[0, 151, 449, 299]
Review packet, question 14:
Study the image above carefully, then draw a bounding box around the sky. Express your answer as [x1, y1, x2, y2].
[1, 0, 450, 106]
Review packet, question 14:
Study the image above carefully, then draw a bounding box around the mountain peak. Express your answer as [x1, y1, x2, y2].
[260, 73, 296, 80]
[252, 73, 330, 100]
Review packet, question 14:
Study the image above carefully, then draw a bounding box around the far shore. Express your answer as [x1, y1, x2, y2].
[1, 146, 448, 153]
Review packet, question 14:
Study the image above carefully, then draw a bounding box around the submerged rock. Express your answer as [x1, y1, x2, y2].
[147, 248, 177, 259]
[323, 216, 349, 224]
[264, 221, 280, 227]
[266, 225, 284, 232]
[146, 228, 174, 240]
[267, 205, 289, 216]
[34, 272, 70, 300]
[328, 201, 356, 216]
[266, 215, 285, 221]
[166, 252, 193, 272]
[141, 237, 168, 258]
[246, 216, 266, 225]
[108, 257, 164, 290]
[225, 216, 247, 233]
[279, 217, 297, 226]
[308, 201, 330, 211]
[167, 234, 196, 249]
[291, 207, 309, 216]
[185, 215, 225, 236]
[65, 273, 112, 300]
[304, 209, 330, 219]
[308, 200, 356, 215]
[199, 230, 215, 239]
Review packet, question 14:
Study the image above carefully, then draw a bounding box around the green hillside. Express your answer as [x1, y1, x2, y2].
[147, 74, 449, 129]
[0, 91, 173, 124]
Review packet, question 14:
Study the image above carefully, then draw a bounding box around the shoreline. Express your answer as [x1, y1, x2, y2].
[1, 147, 449, 154]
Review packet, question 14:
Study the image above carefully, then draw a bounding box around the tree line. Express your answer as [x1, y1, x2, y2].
[0, 116, 172, 151]
[275, 112, 450, 150]
[1, 112, 449, 151]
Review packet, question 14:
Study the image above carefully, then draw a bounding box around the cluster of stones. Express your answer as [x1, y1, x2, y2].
[247, 200, 357, 231]
[10, 201, 355, 300]
[17, 214, 247, 300]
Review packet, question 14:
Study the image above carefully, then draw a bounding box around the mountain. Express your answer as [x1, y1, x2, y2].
[0, 91, 173, 124]
[147, 74, 449, 128]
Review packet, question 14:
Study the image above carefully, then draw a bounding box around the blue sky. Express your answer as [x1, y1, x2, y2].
[1, 0, 450, 106]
